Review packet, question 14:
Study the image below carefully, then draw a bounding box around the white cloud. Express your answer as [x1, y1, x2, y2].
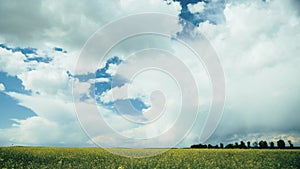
[93, 48, 212, 146]
[0, 116, 88, 146]
[188, 1, 205, 13]
[0, 83, 5, 91]
[106, 63, 119, 76]
[7, 92, 75, 122]
[0, 48, 28, 76]
[1, 0, 300, 147]
[0, 44, 90, 146]
[3, 83, 91, 146]
[195, 0, 300, 144]
[119, 0, 181, 14]
[100, 83, 130, 103]
[0, 0, 181, 50]
[0, 0, 183, 147]
[88, 78, 109, 84]
[18, 68, 71, 96]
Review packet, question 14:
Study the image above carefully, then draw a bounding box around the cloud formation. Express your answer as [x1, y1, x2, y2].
[0, 83, 5, 91]
[0, 45, 89, 146]
[198, 0, 300, 145]
[0, 0, 299, 147]
[0, 0, 181, 50]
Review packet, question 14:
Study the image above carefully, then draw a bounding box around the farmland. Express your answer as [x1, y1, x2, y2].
[0, 147, 300, 168]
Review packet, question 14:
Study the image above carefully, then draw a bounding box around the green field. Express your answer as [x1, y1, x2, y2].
[0, 147, 300, 169]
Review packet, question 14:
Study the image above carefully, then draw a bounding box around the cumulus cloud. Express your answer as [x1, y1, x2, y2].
[0, 0, 181, 50]
[87, 45, 213, 147]
[187, 1, 205, 13]
[196, 0, 300, 144]
[0, 0, 300, 147]
[0, 0, 183, 147]
[0, 48, 28, 76]
[167, 0, 226, 27]
[0, 116, 88, 146]
[0, 83, 5, 91]
[0, 44, 91, 146]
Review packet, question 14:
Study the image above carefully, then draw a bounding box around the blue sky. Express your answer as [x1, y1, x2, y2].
[0, 0, 300, 147]
[75, 56, 149, 116]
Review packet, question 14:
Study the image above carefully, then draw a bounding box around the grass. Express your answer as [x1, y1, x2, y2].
[0, 146, 300, 168]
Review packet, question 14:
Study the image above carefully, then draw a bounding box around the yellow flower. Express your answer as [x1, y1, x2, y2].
[118, 165, 125, 169]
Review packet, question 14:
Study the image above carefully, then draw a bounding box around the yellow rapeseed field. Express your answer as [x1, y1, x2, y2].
[0, 147, 299, 168]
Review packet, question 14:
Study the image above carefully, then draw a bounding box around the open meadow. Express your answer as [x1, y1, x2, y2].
[0, 146, 300, 168]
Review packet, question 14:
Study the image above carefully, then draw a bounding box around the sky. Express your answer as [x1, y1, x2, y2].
[0, 0, 300, 148]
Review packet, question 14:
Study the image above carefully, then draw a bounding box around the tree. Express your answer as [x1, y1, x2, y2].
[225, 144, 234, 148]
[220, 143, 224, 148]
[288, 140, 294, 148]
[190, 143, 208, 148]
[252, 141, 258, 148]
[258, 140, 269, 149]
[234, 142, 239, 148]
[270, 142, 274, 149]
[239, 141, 247, 149]
[263, 141, 268, 148]
[247, 141, 251, 148]
[259, 141, 264, 149]
[277, 139, 285, 149]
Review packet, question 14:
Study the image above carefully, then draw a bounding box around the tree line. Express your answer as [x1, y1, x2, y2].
[191, 139, 298, 149]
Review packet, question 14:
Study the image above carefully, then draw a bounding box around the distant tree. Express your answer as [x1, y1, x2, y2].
[270, 142, 275, 149]
[225, 144, 234, 148]
[277, 139, 285, 149]
[234, 142, 239, 148]
[263, 141, 268, 148]
[239, 141, 247, 149]
[191, 138, 293, 150]
[258, 140, 269, 149]
[288, 140, 294, 148]
[252, 141, 258, 148]
[247, 141, 251, 148]
[191, 144, 197, 148]
[220, 143, 224, 148]
[191, 144, 208, 148]
[259, 141, 264, 149]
